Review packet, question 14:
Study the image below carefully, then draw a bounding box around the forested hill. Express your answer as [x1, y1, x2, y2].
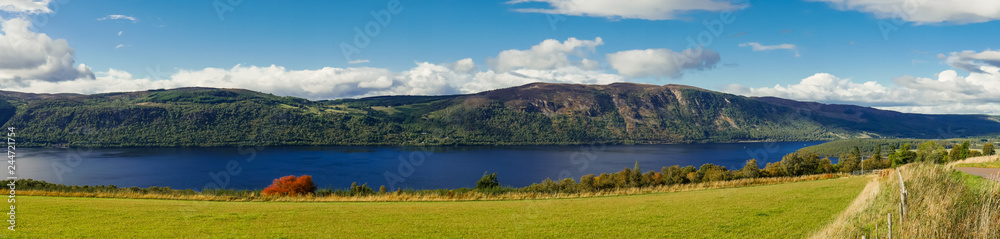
[3, 82, 1000, 147]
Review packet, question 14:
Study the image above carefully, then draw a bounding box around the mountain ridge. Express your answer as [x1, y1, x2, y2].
[2, 82, 998, 147]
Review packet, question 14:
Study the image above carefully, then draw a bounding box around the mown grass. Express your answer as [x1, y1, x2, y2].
[6, 177, 866, 238]
[15, 174, 844, 202]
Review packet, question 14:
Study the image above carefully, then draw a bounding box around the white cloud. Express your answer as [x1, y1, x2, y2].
[809, 0, 1000, 24]
[450, 58, 477, 74]
[0, 17, 94, 84]
[3, 58, 625, 100]
[348, 59, 370, 64]
[118, 31, 123, 36]
[725, 73, 901, 105]
[725, 55, 1000, 114]
[97, 15, 138, 23]
[939, 49, 1000, 73]
[739, 42, 800, 57]
[0, 34, 629, 99]
[467, 67, 623, 94]
[487, 37, 603, 72]
[0, 0, 51, 14]
[606, 48, 720, 78]
[879, 103, 1000, 115]
[507, 0, 745, 20]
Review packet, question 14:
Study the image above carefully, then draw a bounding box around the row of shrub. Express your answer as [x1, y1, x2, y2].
[512, 141, 989, 194]
[9, 141, 989, 198]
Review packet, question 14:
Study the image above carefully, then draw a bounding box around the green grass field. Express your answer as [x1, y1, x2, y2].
[7, 177, 867, 238]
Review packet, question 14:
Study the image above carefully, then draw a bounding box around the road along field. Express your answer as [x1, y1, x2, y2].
[6, 177, 866, 238]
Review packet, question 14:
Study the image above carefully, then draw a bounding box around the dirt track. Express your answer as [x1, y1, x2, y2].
[955, 167, 1000, 182]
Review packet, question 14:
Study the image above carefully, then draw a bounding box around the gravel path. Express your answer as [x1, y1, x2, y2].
[955, 167, 1000, 182]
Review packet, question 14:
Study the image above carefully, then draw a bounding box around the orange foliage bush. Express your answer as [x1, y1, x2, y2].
[262, 175, 317, 196]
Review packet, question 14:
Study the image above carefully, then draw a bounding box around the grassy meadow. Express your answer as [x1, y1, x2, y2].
[7, 177, 866, 238]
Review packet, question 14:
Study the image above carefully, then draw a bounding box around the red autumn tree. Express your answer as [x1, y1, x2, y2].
[262, 175, 317, 196]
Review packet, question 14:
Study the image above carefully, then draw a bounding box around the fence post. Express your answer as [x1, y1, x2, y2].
[898, 170, 907, 220]
[887, 212, 892, 239]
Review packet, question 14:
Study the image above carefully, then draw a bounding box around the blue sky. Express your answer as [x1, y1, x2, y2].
[2, 0, 1000, 114]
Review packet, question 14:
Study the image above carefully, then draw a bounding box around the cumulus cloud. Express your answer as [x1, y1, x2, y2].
[724, 73, 902, 105]
[1, 34, 631, 99]
[0, 0, 51, 14]
[3, 34, 747, 101]
[939, 49, 1000, 73]
[739, 42, 800, 57]
[606, 48, 720, 78]
[97, 15, 138, 23]
[507, 0, 745, 20]
[467, 67, 623, 93]
[450, 58, 477, 74]
[3, 58, 624, 99]
[487, 37, 603, 72]
[725, 54, 1000, 114]
[809, 0, 1000, 24]
[0, 17, 94, 85]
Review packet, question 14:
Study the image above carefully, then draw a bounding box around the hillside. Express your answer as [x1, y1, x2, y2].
[3, 82, 1000, 147]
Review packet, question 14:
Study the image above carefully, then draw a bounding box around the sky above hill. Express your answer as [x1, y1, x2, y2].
[1, 0, 1000, 114]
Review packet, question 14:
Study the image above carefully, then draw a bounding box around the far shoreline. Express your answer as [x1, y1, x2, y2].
[21, 139, 834, 149]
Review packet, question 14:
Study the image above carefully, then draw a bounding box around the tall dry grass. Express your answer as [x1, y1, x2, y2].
[947, 155, 1000, 168]
[21, 173, 842, 202]
[811, 163, 1000, 238]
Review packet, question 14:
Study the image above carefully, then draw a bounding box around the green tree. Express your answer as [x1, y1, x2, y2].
[741, 159, 760, 179]
[579, 174, 596, 192]
[662, 166, 682, 185]
[475, 172, 499, 190]
[595, 173, 613, 190]
[349, 183, 373, 195]
[949, 141, 972, 162]
[860, 157, 879, 171]
[799, 152, 821, 175]
[780, 153, 804, 176]
[899, 143, 916, 164]
[681, 166, 697, 183]
[686, 171, 700, 184]
[697, 164, 726, 182]
[949, 146, 962, 162]
[917, 141, 940, 163]
[983, 143, 995, 156]
[931, 146, 948, 164]
[960, 141, 971, 159]
[970, 150, 983, 157]
[617, 168, 633, 187]
[558, 178, 577, 193]
[819, 157, 835, 173]
[632, 161, 642, 187]
[704, 168, 728, 182]
[764, 161, 785, 177]
[872, 145, 882, 164]
[838, 152, 860, 173]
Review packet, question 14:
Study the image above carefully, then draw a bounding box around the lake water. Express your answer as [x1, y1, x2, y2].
[16, 141, 826, 191]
